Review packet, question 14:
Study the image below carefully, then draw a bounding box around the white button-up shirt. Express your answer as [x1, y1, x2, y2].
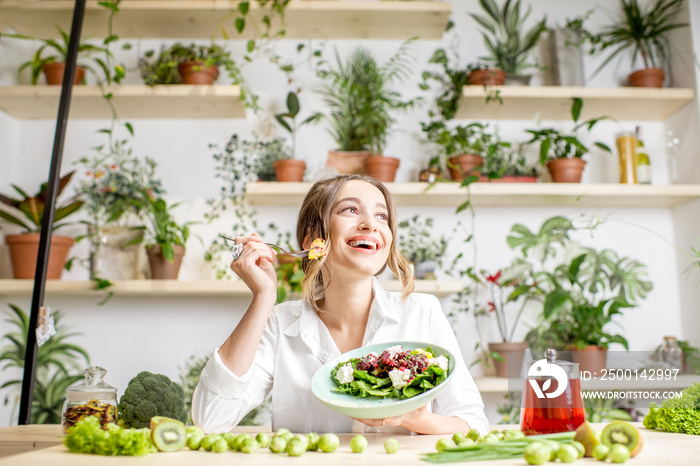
[192, 278, 488, 434]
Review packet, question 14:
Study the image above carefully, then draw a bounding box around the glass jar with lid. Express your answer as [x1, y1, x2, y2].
[661, 336, 683, 371]
[62, 366, 118, 433]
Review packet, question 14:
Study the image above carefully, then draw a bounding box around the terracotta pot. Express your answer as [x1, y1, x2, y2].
[42, 63, 85, 85]
[365, 155, 400, 182]
[628, 68, 665, 88]
[5, 233, 74, 279]
[178, 61, 219, 85]
[488, 341, 529, 378]
[571, 345, 607, 375]
[546, 158, 586, 183]
[479, 175, 538, 183]
[146, 245, 185, 280]
[325, 150, 371, 175]
[467, 68, 507, 86]
[448, 154, 484, 181]
[273, 159, 306, 182]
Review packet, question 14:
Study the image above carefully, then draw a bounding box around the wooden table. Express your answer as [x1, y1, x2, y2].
[1, 423, 699, 465]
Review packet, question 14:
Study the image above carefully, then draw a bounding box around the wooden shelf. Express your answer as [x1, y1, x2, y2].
[475, 375, 700, 393]
[0, 1, 451, 40]
[246, 182, 700, 208]
[456, 86, 695, 121]
[0, 85, 244, 119]
[0, 279, 463, 298]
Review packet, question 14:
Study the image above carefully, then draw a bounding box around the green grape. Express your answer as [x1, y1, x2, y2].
[452, 432, 466, 444]
[557, 444, 578, 463]
[199, 434, 219, 451]
[186, 435, 202, 450]
[318, 433, 340, 453]
[350, 435, 368, 453]
[269, 435, 287, 453]
[240, 438, 259, 454]
[435, 438, 454, 452]
[306, 432, 320, 451]
[523, 441, 551, 465]
[211, 437, 228, 453]
[466, 428, 481, 441]
[607, 444, 631, 463]
[287, 438, 306, 456]
[384, 438, 399, 454]
[256, 432, 270, 448]
[592, 444, 610, 461]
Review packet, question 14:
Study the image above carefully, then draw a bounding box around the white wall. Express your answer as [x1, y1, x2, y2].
[1, 0, 699, 427]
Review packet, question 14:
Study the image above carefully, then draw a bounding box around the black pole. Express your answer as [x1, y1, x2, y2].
[18, 0, 87, 425]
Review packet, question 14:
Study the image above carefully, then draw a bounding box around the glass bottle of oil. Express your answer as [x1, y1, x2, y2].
[635, 126, 651, 184]
[616, 131, 638, 184]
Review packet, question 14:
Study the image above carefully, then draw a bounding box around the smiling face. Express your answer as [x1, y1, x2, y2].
[326, 180, 392, 278]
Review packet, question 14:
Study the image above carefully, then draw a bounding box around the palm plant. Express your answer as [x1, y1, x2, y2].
[0, 304, 90, 424]
[470, 0, 547, 75]
[317, 43, 418, 154]
[592, 0, 686, 79]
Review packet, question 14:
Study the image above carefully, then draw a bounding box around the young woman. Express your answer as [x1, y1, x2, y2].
[192, 175, 488, 434]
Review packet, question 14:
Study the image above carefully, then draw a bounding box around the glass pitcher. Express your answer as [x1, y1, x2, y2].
[520, 349, 586, 435]
[62, 366, 118, 433]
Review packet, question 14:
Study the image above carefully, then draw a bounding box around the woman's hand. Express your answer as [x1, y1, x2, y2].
[353, 404, 469, 434]
[229, 233, 278, 300]
[353, 404, 429, 431]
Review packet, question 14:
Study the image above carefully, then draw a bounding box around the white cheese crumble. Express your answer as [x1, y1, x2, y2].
[386, 345, 403, 358]
[335, 362, 355, 384]
[388, 368, 412, 389]
[368, 352, 379, 358]
[431, 355, 449, 371]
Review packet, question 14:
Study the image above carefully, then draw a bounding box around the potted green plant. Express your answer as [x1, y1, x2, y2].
[397, 216, 447, 280]
[137, 45, 182, 86]
[274, 91, 321, 182]
[469, 0, 547, 85]
[135, 194, 192, 280]
[74, 135, 164, 280]
[482, 143, 538, 182]
[592, 0, 687, 88]
[0, 172, 83, 279]
[525, 98, 611, 182]
[8, 26, 114, 85]
[317, 43, 417, 180]
[506, 216, 653, 373]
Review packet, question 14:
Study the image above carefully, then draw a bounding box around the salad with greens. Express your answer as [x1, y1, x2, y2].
[330, 345, 449, 400]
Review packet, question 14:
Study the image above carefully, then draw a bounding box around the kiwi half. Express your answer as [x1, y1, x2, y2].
[600, 421, 644, 457]
[150, 416, 187, 452]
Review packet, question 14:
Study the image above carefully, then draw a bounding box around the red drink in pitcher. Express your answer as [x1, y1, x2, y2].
[520, 349, 586, 435]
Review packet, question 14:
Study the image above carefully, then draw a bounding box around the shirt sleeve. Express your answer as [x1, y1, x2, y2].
[426, 295, 490, 435]
[191, 310, 279, 433]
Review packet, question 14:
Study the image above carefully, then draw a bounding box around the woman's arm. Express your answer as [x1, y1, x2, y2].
[219, 233, 277, 376]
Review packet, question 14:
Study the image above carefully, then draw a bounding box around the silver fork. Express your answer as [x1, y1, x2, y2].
[220, 235, 310, 258]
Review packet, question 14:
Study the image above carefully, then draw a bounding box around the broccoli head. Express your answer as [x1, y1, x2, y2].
[118, 371, 187, 428]
[643, 383, 700, 435]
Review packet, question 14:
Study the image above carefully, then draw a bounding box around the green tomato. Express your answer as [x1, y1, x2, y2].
[212, 437, 228, 453]
[240, 438, 259, 454]
[466, 428, 481, 441]
[269, 435, 287, 453]
[256, 432, 270, 448]
[318, 433, 340, 453]
[607, 444, 631, 463]
[199, 434, 219, 451]
[384, 438, 399, 454]
[435, 438, 454, 452]
[452, 432, 466, 444]
[570, 441, 586, 458]
[592, 444, 610, 461]
[287, 438, 306, 457]
[557, 444, 578, 463]
[350, 435, 368, 453]
[186, 435, 202, 450]
[306, 432, 320, 451]
[523, 441, 551, 466]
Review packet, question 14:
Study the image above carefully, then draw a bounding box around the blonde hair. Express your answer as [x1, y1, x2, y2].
[296, 175, 414, 312]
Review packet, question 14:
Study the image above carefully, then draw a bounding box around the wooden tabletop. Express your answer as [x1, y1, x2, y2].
[1, 423, 699, 465]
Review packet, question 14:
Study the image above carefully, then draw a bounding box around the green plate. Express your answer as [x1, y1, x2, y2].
[311, 341, 456, 420]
